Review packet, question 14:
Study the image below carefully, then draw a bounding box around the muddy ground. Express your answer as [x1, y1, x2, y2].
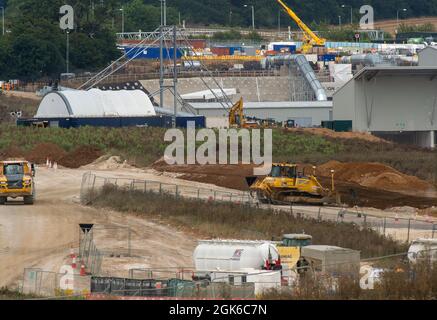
[151, 162, 437, 210]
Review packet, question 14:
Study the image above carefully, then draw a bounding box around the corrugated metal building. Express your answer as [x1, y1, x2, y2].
[190, 101, 333, 127]
[418, 46, 437, 66]
[333, 66, 437, 148]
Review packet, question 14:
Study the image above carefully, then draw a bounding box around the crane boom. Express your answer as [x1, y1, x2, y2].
[276, 0, 326, 46]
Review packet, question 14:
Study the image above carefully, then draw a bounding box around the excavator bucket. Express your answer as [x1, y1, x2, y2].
[245, 176, 258, 187]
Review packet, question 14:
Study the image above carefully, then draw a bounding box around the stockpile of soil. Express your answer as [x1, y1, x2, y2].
[151, 160, 437, 210]
[285, 128, 388, 143]
[26, 143, 67, 164]
[58, 146, 103, 169]
[0, 145, 26, 159]
[152, 159, 256, 190]
[317, 161, 435, 194]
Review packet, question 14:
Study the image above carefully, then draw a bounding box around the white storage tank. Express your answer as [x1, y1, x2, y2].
[193, 240, 281, 272]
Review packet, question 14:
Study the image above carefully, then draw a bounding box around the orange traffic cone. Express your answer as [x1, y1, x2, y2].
[72, 257, 77, 269]
[80, 265, 86, 276]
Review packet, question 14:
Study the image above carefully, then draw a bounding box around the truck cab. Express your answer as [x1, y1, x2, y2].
[276, 234, 312, 273]
[0, 160, 35, 205]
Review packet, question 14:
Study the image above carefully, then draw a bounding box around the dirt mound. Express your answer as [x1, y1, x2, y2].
[0, 145, 26, 159]
[58, 146, 103, 169]
[26, 143, 67, 164]
[81, 155, 132, 170]
[151, 159, 256, 190]
[152, 160, 437, 210]
[317, 161, 435, 194]
[286, 128, 388, 143]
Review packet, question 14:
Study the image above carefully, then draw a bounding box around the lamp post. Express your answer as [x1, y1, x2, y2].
[278, 10, 281, 35]
[160, 0, 167, 26]
[341, 4, 353, 25]
[66, 29, 70, 74]
[119, 8, 124, 34]
[1, 7, 4, 36]
[397, 8, 407, 28]
[339, 15, 342, 28]
[244, 4, 255, 30]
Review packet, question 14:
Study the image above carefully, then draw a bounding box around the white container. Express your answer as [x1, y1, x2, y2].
[193, 240, 280, 272]
[209, 269, 281, 296]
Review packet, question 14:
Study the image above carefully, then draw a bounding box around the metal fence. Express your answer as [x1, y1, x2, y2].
[90, 276, 255, 299]
[80, 172, 436, 243]
[80, 172, 256, 206]
[79, 228, 103, 275]
[22, 268, 91, 297]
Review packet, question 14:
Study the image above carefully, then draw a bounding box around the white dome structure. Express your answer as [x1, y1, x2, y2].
[36, 89, 156, 118]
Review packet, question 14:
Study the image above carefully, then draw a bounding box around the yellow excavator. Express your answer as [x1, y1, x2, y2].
[246, 163, 340, 205]
[228, 98, 259, 129]
[276, 0, 326, 53]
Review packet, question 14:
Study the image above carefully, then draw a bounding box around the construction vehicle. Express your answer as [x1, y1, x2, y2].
[0, 159, 36, 205]
[275, 234, 312, 274]
[246, 163, 339, 205]
[228, 98, 259, 129]
[276, 0, 326, 53]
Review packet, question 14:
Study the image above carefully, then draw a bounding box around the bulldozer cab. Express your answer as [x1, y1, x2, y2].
[270, 164, 297, 178]
[281, 234, 312, 247]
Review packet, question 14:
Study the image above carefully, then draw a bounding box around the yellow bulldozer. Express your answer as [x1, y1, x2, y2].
[246, 163, 340, 205]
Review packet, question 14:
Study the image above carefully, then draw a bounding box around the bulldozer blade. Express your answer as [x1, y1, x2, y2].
[245, 176, 258, 187]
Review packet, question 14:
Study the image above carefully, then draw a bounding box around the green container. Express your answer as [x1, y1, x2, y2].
[321, 121, 334, 130]
[333, 120, 352, 132]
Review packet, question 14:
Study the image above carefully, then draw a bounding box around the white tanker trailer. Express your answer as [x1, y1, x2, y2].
[193, 240, 282, 272]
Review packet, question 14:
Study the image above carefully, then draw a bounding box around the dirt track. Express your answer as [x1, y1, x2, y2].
[0, 167, 208, 288]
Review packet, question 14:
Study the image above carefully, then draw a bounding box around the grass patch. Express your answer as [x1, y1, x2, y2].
[0, 287, 41, 300]
[0, 126, 435, 183]
[260, 261, 437, 300]
[90, 185, 407, 258]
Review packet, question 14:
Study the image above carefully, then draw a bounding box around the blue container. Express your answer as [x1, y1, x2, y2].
[124, 47, 184, 60]
[273, 44, 296, 53]
[318, 54, 336, 62]
[17, 115, 206, 129]
[229, 46, 243, 55]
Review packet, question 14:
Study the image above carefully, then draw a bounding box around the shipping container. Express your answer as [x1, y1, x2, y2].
[243, 46, 257, 56]
[273, 44, 296, 53]
[318, 54, 337, 62]
[229, 46, 243, 55]
[123, 46, 184, 60]
[333, 120, 352, 132]
[211, 47, 231, 56]
[321, 120, 352, 132]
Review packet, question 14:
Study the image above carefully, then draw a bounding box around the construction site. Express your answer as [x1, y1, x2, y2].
[1, 0, 437, 302]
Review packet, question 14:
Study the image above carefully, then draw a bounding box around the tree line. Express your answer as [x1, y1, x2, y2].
[0, 0, 436, 80]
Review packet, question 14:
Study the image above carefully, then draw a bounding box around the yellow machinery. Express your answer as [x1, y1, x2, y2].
[276, 234, 312, 274]
[0, 159, 35, 205]
[246, 163, 339, 205]
[228, 98, 259, 129]
[276, 0, 326, 53]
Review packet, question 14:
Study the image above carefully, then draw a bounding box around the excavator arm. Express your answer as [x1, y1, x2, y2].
[276, 0, 326, 46]
[229, 98, 245, 127]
